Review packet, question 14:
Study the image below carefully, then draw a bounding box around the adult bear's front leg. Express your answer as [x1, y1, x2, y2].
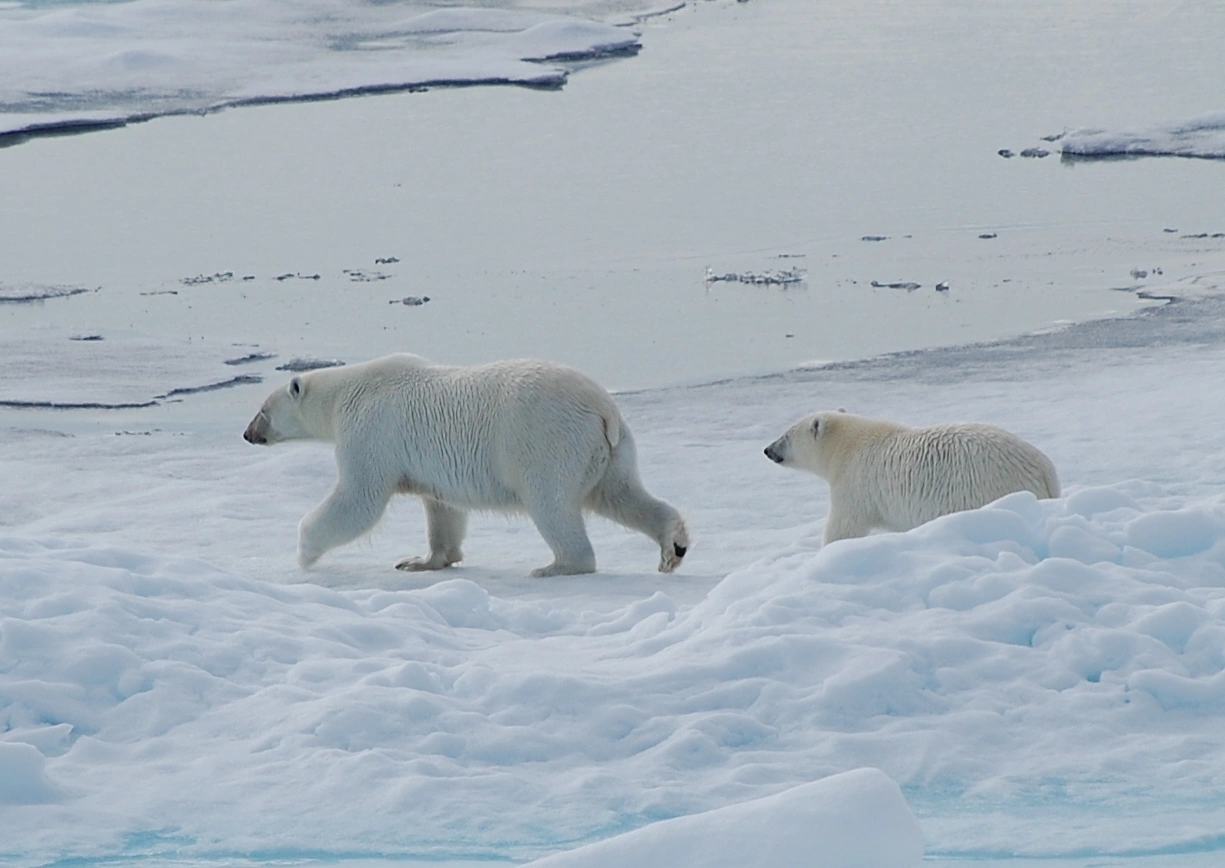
[396, 498, 467, 571]
[298, 478, 392, 568]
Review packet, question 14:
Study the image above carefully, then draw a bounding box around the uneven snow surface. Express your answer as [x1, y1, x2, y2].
[5, 296, 1225, 866]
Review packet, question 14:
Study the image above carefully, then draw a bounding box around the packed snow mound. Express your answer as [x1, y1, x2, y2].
[1059, 112, 1225, 159]
[524, 768, 923, 868]
[5, 482, 1225, 862]
[0, 1, 641, 140]
[0, 742, 60, 805]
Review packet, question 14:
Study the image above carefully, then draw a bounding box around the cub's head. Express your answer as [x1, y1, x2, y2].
[243, 375, 314, 445]
[763, 410, 847, 479]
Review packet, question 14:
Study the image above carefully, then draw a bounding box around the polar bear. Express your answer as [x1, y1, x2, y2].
[764, 410, 1059, 544]
[243, 354, 689, 576]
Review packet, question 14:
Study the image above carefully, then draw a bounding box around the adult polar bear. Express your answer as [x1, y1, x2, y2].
[764, 410, 1059, 544]
[243, 354, 689, 576]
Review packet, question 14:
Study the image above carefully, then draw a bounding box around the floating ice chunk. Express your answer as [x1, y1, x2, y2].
[274, 357, 345, 372]
[705, 266, 806, 286]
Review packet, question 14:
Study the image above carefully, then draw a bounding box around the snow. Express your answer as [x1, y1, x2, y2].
[5, 293, 1225, 866]
[1059, 112, 1225, 160]
[0, 0, 643, 139]
[525, 769, 923, 867]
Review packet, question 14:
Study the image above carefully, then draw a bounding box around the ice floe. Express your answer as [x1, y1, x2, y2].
[0, 1, 644, 141]
[1058, 112, 1225, 160]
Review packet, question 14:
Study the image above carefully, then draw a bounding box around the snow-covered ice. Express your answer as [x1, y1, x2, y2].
[0, 0, 643, 140]
[1059, 112, 1225, 160]
[5, 293, 1225, 866]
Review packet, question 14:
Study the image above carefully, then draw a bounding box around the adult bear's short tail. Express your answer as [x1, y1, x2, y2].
[598, 405, 622, 452]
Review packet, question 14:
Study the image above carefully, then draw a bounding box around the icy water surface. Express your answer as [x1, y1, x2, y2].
[3, 0, 1225, 393]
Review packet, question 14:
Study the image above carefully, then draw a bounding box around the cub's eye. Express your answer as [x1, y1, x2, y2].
[289, 377, 302, 398]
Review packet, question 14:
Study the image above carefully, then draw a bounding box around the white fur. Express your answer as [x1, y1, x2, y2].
[243, 354, 689, 576]
[764, 410, 1060, 544]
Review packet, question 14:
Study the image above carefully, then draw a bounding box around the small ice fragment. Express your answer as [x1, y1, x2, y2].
[225, 352, 276, 366]
[1130, 269, 1148, 280]
[705, 267, 806, 286]
[375, 257, 400, 264]
[935, 282, 949, 292]
[861, 235, 888, 242]
[392, 296, 430, 306]
[870, 280, 921, 291]
[347, 270, 391, 282]
[1020, 148, 1050, 158]
[998, 149, 1014, 158]
[181, 272, 234, 285]
[979, 233, 998, 239]
[276, 357, 346, 372]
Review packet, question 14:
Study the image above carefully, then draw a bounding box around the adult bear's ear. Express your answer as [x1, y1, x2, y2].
[289, 377, 302, 399]
[811, 417, 821, 435]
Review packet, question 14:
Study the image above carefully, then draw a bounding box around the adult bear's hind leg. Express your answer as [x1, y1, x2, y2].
[586, 432, 689, 573]
[396, 498, 468, 571]
[523, 492, 596, 577]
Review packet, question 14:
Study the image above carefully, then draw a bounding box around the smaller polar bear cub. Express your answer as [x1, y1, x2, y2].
[243, 354, 689, 577]
[764, 410, 1059, 544]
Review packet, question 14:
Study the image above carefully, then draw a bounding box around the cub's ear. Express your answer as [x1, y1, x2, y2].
[289, 377, 303, 399]
[811, 416, 821, 435]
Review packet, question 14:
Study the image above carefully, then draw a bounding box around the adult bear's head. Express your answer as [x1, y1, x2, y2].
[243, 374, 318, 445]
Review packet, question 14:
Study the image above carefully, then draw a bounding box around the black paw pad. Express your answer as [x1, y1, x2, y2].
[673, 544, 687, 558]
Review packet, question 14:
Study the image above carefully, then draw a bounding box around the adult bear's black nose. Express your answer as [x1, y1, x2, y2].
[764, 444, 783, 463]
